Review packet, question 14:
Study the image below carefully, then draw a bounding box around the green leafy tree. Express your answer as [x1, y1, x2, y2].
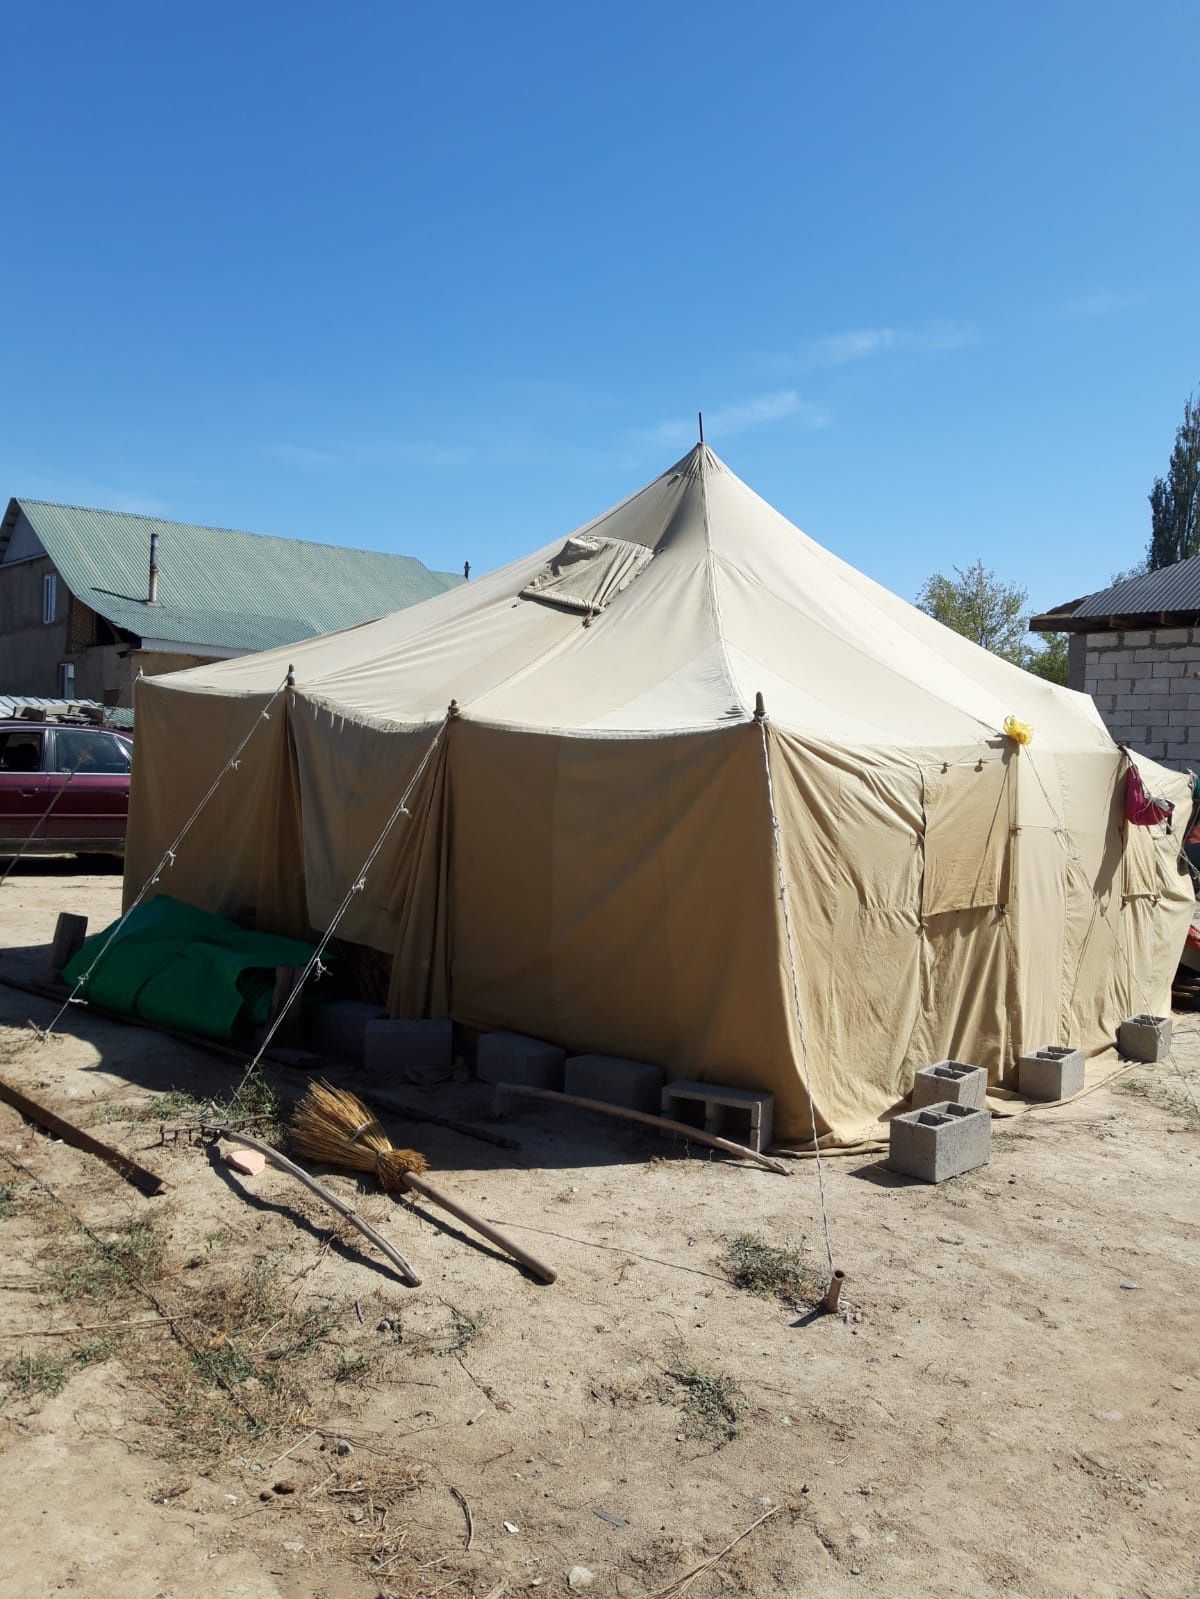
[916, 560, 1030, 665]
[1147, 390, 1200, 570]
[1025, 630, 1068, 685]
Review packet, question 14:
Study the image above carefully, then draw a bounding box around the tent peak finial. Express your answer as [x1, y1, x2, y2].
[698, 411, 704, 445]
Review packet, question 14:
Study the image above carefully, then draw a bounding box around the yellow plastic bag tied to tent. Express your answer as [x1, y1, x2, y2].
[1003, 715, 1033, 746]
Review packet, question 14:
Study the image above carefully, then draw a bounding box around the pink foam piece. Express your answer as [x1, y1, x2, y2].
[225, 1147, 267, 1177]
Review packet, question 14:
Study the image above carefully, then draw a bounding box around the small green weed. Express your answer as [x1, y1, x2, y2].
[668, 1367, 746, 1443]
[720, 1233, 822, 1308]
[1, 1352, 70, 1401]
[332, 1349, 377, 1385]
[0, 1182, 17, 1219]
[49, 1213, 167, 1301]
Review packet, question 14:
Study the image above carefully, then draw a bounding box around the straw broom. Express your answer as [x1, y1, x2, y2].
[290, 1080, 429, 1188]
[289, 1081, 556, 1284]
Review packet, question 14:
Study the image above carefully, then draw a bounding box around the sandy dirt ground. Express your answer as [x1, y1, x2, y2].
[0, 859, 1197, 1599]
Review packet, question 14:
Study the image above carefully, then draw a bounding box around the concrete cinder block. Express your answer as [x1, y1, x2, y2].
[1018, 1045, 1085, 1102]
[888, 1102, 991, 1184]
[364, 1018, 453, 1073]
[565, 1053, 664, 1114]
[1118, 1014, 1173, 1062]
[659, 1080, 775, 1153]
[910, 1060, 988, 1110]
[477, 1030, 566, 1090]
[313, 1000, 386, 1059]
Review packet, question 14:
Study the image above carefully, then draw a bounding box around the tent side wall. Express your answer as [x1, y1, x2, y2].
[442, 719, 809, 1129]
[125, 677, 308, 935]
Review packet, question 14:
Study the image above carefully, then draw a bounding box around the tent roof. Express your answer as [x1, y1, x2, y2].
[154, 445, 1113, 750]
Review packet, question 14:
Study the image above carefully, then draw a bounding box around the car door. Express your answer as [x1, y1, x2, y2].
[0, 727, 50, 848]
[45, 726, 132, 848]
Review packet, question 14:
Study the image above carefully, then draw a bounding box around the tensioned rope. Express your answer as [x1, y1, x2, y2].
[1020, 745, 1200, 1116]
[230, 708, 452, 1106]
[40, 673, 293, 1038]
[0, 710, 128, 891]
[755, 708, 836, 1275]
[0, 761, 85, 891]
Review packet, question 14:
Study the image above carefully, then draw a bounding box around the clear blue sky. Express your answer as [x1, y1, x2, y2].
[4, 1, 1197, 618]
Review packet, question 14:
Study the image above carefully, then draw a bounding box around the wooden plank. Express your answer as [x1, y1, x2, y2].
[0, 1074, 165, 1196]
[492, 1083, 792, 1176]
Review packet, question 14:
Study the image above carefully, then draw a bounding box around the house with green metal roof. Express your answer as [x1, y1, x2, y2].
[0, 498, 463, 706]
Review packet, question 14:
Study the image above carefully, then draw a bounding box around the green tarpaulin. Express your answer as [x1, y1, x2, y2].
[62, 895, 320, 1041]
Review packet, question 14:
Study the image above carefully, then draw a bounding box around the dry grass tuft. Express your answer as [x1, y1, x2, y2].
[307, 1457, 429, 1574]
[668, 1366, 746, 1444]
[720, 1233, 823, 1309]
[150, 1260, 339, 1456]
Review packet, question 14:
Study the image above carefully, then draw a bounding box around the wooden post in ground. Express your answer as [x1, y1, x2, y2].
[266, 965, 305, 1046]
[45, 913, 88, 987]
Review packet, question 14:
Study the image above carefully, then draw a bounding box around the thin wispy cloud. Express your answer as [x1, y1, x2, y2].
[264, 438, 481, 471]
[637, 389, 826, 451]
[1060, 287, 1142, 319]
[795, 320, 979, 372]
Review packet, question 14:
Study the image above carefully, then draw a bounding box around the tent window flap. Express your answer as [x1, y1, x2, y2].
[921, 757, 1011, 916]
[520, 535, 654, 615]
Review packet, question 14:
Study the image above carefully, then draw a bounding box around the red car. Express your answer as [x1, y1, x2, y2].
[0, 718, 133, 858]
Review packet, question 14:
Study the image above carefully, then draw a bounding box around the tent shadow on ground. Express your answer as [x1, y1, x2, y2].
[0, 936, 744, 1179]
[0, 853, 123, 878]
[847, 1159, 933, 1189]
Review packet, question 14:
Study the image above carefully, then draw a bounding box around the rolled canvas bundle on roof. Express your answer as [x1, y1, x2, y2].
[126, 445, 1193, 1144]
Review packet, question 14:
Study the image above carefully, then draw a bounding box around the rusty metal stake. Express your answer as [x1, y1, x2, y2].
[823, 1269, 845, 1314]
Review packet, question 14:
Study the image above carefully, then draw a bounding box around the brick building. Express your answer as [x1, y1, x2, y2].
[1031, 557, 1200, 769]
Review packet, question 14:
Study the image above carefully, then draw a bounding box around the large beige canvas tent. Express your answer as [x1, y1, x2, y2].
[126, 445, 1193, 1145]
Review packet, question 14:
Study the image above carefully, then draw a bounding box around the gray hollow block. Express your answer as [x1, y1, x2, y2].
[659, 1080, 775, 1153]
[565, 1053, 664, 1114]
[476, 1031, 566, 1090]
[1018, 1045, 1085, 1102]
[888, 1102, 991, 1184]
[364, 1018, 453, 1074]
[910, 1060, 988, 1111]
[1118, 1014, 1173, 1063]
[313, 1000, 387, 1059]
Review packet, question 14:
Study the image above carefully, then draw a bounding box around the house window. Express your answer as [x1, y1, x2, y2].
[42, 573, 57, 624]
[57, 662, 75, 699]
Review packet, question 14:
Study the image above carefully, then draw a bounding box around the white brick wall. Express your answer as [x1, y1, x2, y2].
[1081, 628, 1200, 768]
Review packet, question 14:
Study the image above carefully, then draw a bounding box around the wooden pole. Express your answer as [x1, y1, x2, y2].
[359, 1085, 521, 1151]
[398, 1170, 556, 1284]
[266, 966, 304, 1046]
[217, 1128, 421, 1287]
[491, 1083, 791, 1177]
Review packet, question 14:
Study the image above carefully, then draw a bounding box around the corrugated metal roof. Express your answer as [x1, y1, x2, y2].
[0, 696, 134, 729]
[1072, 553, 1200, 619]
[9, 499, 462, 652]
